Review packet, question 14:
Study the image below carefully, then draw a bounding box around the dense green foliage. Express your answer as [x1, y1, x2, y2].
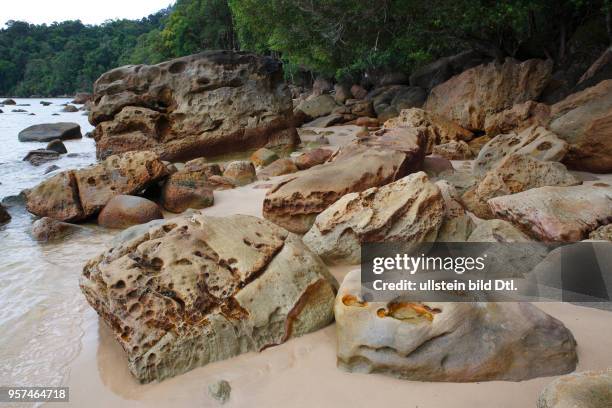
[1, 0, 610, 96]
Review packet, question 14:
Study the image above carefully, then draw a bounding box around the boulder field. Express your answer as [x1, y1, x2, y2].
[80, 214, 338, 383]
[89, 51, 300, 162]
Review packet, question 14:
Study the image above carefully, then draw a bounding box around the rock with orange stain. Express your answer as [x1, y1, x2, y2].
[81, 214, 337, 383]
[335, 269, 577, 382]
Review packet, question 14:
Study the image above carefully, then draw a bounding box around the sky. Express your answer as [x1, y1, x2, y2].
[1, 0, 175, 27]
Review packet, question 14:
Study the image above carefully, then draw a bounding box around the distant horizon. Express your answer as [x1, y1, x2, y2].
[1, 0, 175, 27]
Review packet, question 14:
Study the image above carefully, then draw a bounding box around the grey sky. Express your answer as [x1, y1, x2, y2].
[2, 0, 175, 26]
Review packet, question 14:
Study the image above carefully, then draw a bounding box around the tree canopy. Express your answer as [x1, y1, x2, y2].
[1, 0, 610, 96]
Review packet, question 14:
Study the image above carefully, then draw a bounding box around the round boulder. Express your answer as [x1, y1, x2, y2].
[31, 217, 80, 241]
[62, 105, 78, 113]
[223, 161, 256, 186]
[98, 195, 163, 229]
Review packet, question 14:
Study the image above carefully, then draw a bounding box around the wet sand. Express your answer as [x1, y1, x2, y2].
[59, 178, 612, 408]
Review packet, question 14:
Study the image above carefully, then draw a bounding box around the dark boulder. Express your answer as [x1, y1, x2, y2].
[18, 122, 82, 142]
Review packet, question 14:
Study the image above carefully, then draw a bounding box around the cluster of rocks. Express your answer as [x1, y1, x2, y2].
[18, 48, 607, 391]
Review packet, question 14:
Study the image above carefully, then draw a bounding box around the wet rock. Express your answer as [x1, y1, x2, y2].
[336, 269, 577, 381]
[263, 129, 425, 234]
[463, 154, 581, 219]
[24, 151, 168, 221]
[31, 217, 81, 241]
[62, 104, 78, 113]
[293, 148, 333, 170]
[18, 122, 82, 142]
[2, 98, 16, 105]
[71, 92, 92, 104]
[40, 101, 52, 106]
[80, 214, 338, 382]
[12, 109, 27, 113]
[91, 51, 299, 161]
[537, 369, 612, 408]
[432, 140, 473, 160]
[472, 126, 568, 177]
[223, 160, 256, 186]
[549, 79, 612, 173]
[208, 380, 231, 404]
[257, 158, 298, 180]
[295, 94, 339, 119]
[250, 148, 279, 168]
[23, 149, 60, 166]
[383, 108, 473, 154]
[44, 165, 60, 174]
[435, 180, 474, 242]
[75, 151, 169, 217]
[98, 195, 163, 229]
[46, 139, 67, 154]
[589, 224, 612, 241]
[484, 100, 551, 137]
[425, 58, 552, 131]
[303, 172, 444, 264]
[489, 183, 612, 242]
[0, 204, 10, 224]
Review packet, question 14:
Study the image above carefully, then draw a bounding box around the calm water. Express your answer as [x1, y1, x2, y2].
[0, 99, 113, 391]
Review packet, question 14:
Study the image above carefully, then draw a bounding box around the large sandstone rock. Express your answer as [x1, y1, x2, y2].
[250, 148, 279, 168]
[431, 140, 473, 160]
[98, 195, 163, 229]
[257, 158, 298, 180]
[293, 148, 333, 170]
[336, 269, 577, 381]
[537, 369, 612, 408]
[589, 224, 612, 241]
[222, 161, 256, 186]
[90, 51, 299, 161]
[472, 126, 568, 177]
[80, 214, 338, 382]
[425, 58, 552, 131]
[549, 79, 612, 173]
[383, 108, 473, 154]
[463, 154, 581, 219]
[161, 166, 215, 213]
[25, 151, 168, 222]
[489, 184, 612, 242]
[369, 85, 427, 121]
[409, 50, 490, 90]
[263, 130, 425, 234]
[303, 172, 444, 264]
[18, 122, 82, 142]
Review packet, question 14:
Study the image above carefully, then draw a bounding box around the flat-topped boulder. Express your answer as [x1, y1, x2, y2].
[336, 269, 577, 382]
[463, 154, 581, 219]
[303, 172, 444, 264]
[263, 130, 425, 234]
[24, 151, 168, 222]
[425, 58, 552, 131]
[18, 122, 82, 142]
[90, 51, 299, 161]
[538, 369, 612, 408]
[488, 183, 612, 242]
[80, 214, 337, 383]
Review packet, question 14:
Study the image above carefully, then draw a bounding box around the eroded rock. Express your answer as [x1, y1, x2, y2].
[257, 158, 298, 180]
[537, 369, 612, 408]
[293, 148, 333, 170]
[31, 217, 81, 241]
[336, 269, 577, 381]
[467, 219, 533, 242]
[489, 184, 612, 242]
[589, 224, 612, 241]
[484, 100, 550, 137]
[90, 51, 299, 161]
[223, 160, 256, 186]
[432, 140, 473, 160]
[80, 214, 338, 382]
[303, 172, 444, 264]
[425, 58, 552, 131]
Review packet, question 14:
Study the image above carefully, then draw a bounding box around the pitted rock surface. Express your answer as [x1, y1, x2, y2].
[80, 214, 337, 382]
